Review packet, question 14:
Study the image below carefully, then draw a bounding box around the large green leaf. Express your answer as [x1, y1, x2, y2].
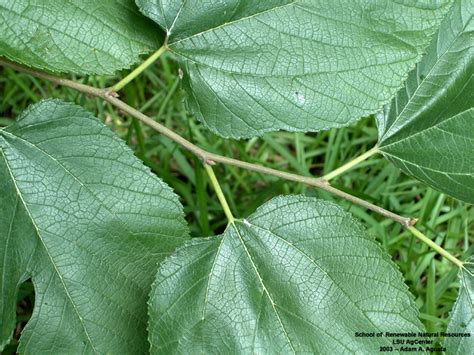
[0, 100, 188, 353]
[148, 195, 424, 353]
[137, 0, 452, 138]
[0, 0, 163, 74]
[444, 258, 474, 354]
[377, 0, 473, 204]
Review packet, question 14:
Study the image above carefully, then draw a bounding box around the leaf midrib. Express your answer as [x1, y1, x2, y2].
[166, 0, 426, 78]
[251, 219, 424, 331]
[245, 221, 393, 333]
[0, 142, 98, 353]
[231, 222, 297, 354]
[0, 190, 18, 323]
[382, 148, 474, 177]
[1, 130, 161, 326]
[1, 130, 138, 234]
[380, 107, 474, 152]
[168, 0, 419, 52]
[167, 1, 298, 45]
[1, 129, 181, 295]
[380, 11, 473, 142]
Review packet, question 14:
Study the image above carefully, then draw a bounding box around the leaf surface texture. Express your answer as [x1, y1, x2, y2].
[0, 0, 163, 74]
[0, 100, 188, 353]
[148, 195, 423, 353]
[377, 0, 473, 203]
[137, 0, 453, 138]
[444, 258, 474, 354]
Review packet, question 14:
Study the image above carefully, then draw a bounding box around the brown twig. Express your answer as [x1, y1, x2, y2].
[0, 57, 416, 228]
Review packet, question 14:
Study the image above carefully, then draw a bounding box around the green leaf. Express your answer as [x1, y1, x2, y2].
[0, 100, 188, 353]
[377, 0, 473, 204]
[137, 0, 452, 138]
[148, 195, 423, 353]
[444, 258, 474, 354]
[0, 0, 163, 74]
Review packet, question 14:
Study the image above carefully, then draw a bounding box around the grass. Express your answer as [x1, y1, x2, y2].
[1, 51, 472, 352]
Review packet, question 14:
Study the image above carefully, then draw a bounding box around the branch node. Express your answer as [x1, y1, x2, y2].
[319, 178, 331, 186]
[0, 58, 433, 242]
[105, 90, 119, 98]
[408, 218, 418, 227]
[204, 158, 216, 166]
[400, 218, 417, 228]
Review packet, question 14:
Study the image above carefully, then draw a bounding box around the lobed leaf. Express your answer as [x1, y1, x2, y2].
[377, 0, 474, 204]
[148, 195, 424, 353]
[0, 100, 189, 353]
[137, 0, 453, 138]
[444, 258, 474, 354]
[0, 0, 163, 74]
